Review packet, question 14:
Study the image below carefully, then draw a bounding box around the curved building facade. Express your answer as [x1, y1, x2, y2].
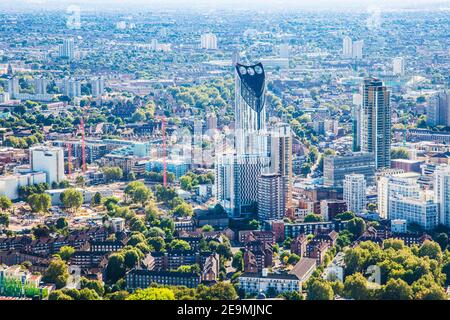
[235, 62, 267, 155]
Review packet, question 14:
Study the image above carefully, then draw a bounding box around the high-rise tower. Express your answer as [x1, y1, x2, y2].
[234, 62, 267, 155]
[215, 62, 270, 217]
[360, 77, 391, 169]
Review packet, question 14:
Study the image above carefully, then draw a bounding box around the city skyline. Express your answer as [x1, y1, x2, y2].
[0, 2, 449, 304]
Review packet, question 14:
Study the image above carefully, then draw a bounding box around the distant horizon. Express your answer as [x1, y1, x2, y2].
[1, 0, 449, 13]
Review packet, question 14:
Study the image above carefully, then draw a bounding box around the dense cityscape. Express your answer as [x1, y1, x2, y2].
[0, 0, 450, 302]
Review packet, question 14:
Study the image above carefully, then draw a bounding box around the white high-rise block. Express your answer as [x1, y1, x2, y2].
[30, 145, 65, 185]
[343, 174, 366, 213]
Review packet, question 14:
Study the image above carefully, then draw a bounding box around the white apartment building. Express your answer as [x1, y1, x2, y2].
[59, 38, 75, 60]
[435, 165, 450, 227]
[352, 40, 363, 59]
[91, 76, 105, 97]
[389, 196, 438, 230]
[343, 36, 352, 57]
[393, 57, 405, 76]
[200, 33, 218, 50]
[30, 145, 65, 185]
[378, 172, 438, 230]
[0, 171, 46, 200]
[378, 173, 421, 219]
[258, 173, 285, 220]
[343, 174, 366, 213]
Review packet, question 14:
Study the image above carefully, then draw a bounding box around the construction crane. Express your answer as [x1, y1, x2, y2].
[79, 116, 87, 173]
[66, 142, 72, 176]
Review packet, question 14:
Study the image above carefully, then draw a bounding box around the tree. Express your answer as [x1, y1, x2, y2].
[27, 193, 51, 213]
[58, 246, 75, 261]
[391, 148, 409, 160]
[344, 273, 370, 300]
[304, 214, 323, 223]
[82, 188, 97, 205]
[103, 167, 123, 182]
[287, 253, 301, 265]
[434, 233, 448, 251]
[232, 251, 244, 271]
[334, 211, 355, 221]
[415, 284, 447, 300]
[0, 195, 12, 210]
[248, 219, 260, 230]
[196, 283, 237, 300]
[132, 186, 151, 206]
[216, 242, 233, 260]
[107, 290, 129, 300]
[32, 224, 51, 238]
[55, 217, 68, 230]
[42, 257, 69, 289]
[148, 236, 165, 252]
[106, 253, 126, 283]
[80, 277, 105, 297]
[127, 172, 136, 181]
[347, 218, 366, 239]
[123, 249, 141, 269]
[307, 280, 334, 300]
[180, 175, 193, 191]
[126, 287, 175, 300]
[418, 240, 442, 262]
[60, 188, 83, 212]
[78, 288, 100, 300]
[48, 290, 73, 300]
[381, 278, 412, 300]
[0, 212, 9, 228]
[171, 202, 193, 217]
[169, 239, 191, 251]
[75, 175, 85, 187]
[124, 181, 145, 202]
[202, 224, 214, 232]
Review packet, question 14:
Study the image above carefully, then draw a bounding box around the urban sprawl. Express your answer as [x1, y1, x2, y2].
[0, 6, 449, 301]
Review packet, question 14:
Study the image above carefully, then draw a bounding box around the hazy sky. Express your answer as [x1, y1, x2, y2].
[2, 0, 449, 12]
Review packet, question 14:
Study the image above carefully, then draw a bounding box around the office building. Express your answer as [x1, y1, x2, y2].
[200, 33, 218, 50]
[360, 77, 391, 169]
[343, 174, 366, 213]
[30, 145, 65, 185]
[323, 152, 375, 187]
